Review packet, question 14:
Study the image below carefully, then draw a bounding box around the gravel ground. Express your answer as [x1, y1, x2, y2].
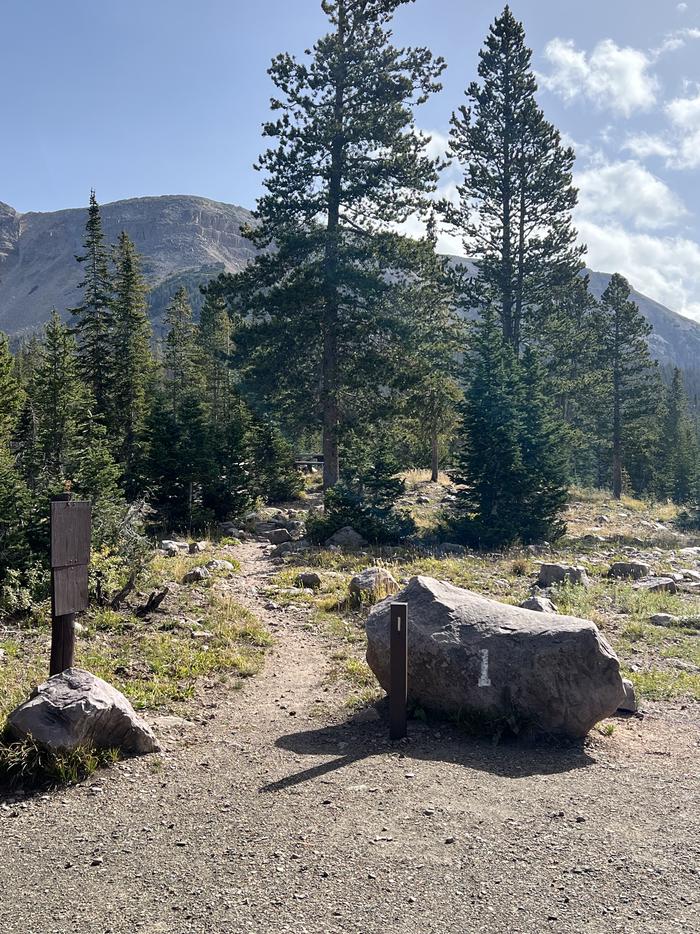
[1, 541, 698, 934]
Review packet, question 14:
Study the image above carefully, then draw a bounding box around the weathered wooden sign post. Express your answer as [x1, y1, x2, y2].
[389, 602, 408, 740]
[50, 493, 91, 676]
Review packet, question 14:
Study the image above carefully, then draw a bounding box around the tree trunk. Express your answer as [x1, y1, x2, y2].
[321, 1, 347, 490]
[430, 428, 439, 483]
[612, 362, 622, 499]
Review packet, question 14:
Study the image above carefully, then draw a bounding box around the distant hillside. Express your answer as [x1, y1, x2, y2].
[0, 196, 255, 336]
[2, 194, 700, 376]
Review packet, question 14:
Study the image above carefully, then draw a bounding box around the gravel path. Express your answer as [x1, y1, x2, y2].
[1, 542, 698, 934]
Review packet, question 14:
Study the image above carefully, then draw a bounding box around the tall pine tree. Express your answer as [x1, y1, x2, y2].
[448, 5, 583, 352]
[220, 0, 445, 487]
[597, 273, 658, 499]
[111, 231, 153, 482]
[70, 191, 114, 418]
[656, 368, 699, 503]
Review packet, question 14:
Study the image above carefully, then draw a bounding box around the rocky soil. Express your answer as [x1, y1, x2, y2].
[1, 539, 698, 934]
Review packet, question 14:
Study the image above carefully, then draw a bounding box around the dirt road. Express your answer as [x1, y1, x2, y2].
[1, 541, 698, 934]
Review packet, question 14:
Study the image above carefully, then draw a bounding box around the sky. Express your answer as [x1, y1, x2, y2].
[3, 0, 700, 319]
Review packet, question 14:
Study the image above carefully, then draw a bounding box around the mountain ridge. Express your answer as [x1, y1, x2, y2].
[1, 194, 699, 374]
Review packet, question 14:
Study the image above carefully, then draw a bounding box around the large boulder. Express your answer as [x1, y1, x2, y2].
[519, 595, 558, 613]
[366, 577, 625, 738]
[267, 528, 292, 545]
[325, 526, 368, 548]
[608, 560, 650, 581]
[537, 563, 591, 589]
[349, 567, 400, 604]
[7, 668, 160, 755]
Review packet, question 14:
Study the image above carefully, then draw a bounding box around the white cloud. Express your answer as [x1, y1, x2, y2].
[678, 2, 688, 12]
[575, 160, 687, 229]
[665, 90, 700, 168]
[539, 38, 658, 117]
[652, 27, 700, 57]
[578, 219, 700, 320]
[622, 133, 675, 160]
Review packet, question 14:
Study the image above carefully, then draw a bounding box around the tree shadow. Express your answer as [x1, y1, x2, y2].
[261, 703, 596, 794]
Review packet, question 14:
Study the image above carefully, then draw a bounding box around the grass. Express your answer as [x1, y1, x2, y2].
[0, 541, 270, 787]
[0, 735, 120, 791]
[626, 668, 700, 702]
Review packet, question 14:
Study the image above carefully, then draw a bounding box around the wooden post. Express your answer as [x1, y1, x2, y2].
[389, 602, 408, 740]
[50, 493, 91, 677]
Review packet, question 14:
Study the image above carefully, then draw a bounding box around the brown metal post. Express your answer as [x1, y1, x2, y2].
[389, 602, 408, 740]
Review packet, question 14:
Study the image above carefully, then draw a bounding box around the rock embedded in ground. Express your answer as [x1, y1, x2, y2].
[325, 526, 368, 548]
[267, 528, 292, 545]
[349, 568, 400, 604]
[271, 539, 310, 558]
[189, 540, 208, 554]
[519, 596, 558, 613]
[183, 566, 210, 584]
[649, 613, 679, 627]
[161, 539, 188, 552]
[438, 543, 467, 556]
[366, 576, 625, 738]
[633, 576, 677, 594]
[618, 678, 639, 713]
[206, 559, 235, 573]
[537, 563, 591, 589]
[7, 668, 160, 755]
[608, 560, 650, 581]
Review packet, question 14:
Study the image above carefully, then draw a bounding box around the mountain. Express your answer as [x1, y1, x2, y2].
[2, 194, 700, 376]
[0, 195, 256, 336]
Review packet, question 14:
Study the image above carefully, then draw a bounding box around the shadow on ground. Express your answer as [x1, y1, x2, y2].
[261, 704, 595, 793]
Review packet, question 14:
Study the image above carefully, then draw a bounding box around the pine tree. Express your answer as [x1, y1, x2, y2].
[0, 443, 32, 577]
[450, 309, 526, 548]
[517, 347, 568, 542]
[656, 368, 699, 503]
[111, 231, 153, 481]
[448, 5, 583, 351]
[70, 191, 114, 417]
[165, 287, 201, 415]
[535, 275, 604, 484]
[597, 273, 658, 499]
[198, 286, 234, 427]
[30, 311, 89, 486]
[0, 332, 22, 440]
[220, 0, 445, 488]
[401, 221, 464, 481]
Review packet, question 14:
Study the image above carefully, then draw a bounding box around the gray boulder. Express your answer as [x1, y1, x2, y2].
[537, 563, 591, 589]
[366, 577, 625, 738]
[7, 668, 160, 755]
[519, 595, 558, 613]
[271, 539, 310, 558]
[618, 678, 638, 713]
[325, 526, 368, 548]
[267, 528, 292, 545]
[349, 567, 400, 604]
[438, 543, 467, 556]
[608, 560, 650, 581]
[189, 540, 208, 554]
[633, 576, 677, 594]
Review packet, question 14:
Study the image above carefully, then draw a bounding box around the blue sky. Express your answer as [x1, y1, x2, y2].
[3, 0, 700, 319]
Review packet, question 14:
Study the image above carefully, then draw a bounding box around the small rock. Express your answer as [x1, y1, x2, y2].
[438, 543, 467, 556]
[519, 596, 558, 613]
[537, 563, 590, 589]
[349, 567, 400, 604]
[617, 677, 638, 713]
[189, 541, 208, 554]
[183, 566, 210, 584]
[267, 528, 292, 545]
[205, 559, 235, 573]
[297, 572, 322, 590]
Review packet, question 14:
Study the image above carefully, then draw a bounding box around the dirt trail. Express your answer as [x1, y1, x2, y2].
[1, 542, 699, 934]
